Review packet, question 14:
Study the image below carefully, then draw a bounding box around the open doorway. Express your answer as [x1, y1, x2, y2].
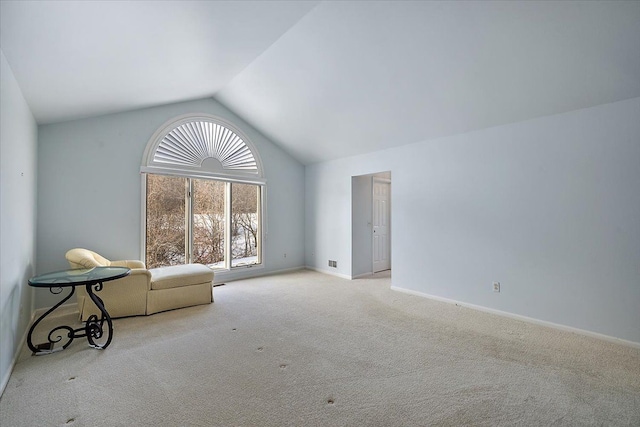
[372, 176, 391, 272]
[351, 171, 391, 278]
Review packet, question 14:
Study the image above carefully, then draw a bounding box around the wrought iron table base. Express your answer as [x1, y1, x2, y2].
[27, 282, 113, 355]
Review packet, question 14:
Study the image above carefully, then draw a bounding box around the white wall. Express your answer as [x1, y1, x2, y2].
[306, 98, 640, 343]
[0, 50, 38, 392]
[36, 97, 305, 308]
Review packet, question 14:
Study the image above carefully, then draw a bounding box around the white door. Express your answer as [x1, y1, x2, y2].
[372, 179, 391, 272]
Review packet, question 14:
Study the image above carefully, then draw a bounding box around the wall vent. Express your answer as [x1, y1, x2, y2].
[328, 260, 337, 268]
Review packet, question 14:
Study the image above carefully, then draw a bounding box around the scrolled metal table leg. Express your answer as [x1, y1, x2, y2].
[27, 286, 76, 354]
[85, 281, 113, 349]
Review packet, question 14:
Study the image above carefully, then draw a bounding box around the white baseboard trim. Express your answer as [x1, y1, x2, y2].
[390, 286, 640, 349]
[212, 264, 266, 284]
[304, 266, 352, 280]
[216, 266, 305, 284]
[0, 309, 36, 397]
[32, 302, 79, 319]
[352, 272, 374, 279]
[261, 266, 306, 277]
[1, 301, 85, 397]
[221, 266, 305, 286]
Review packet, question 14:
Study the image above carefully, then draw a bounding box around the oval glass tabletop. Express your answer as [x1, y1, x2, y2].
[28, 266, 130, 287]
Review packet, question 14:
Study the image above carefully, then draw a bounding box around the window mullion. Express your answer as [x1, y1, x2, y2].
[225, 182, 232, 269]
[257, 186, 262, 264]
[186, 178, 193, 264]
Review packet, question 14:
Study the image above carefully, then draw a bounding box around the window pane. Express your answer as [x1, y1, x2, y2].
[231, 183, 260, 267]
[192, 179, 226, 268]
[146, 175, 186, 268]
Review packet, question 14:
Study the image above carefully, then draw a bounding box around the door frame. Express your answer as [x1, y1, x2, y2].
[372, 177, 391, 273]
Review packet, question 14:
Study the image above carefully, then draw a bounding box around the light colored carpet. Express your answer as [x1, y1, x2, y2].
[1, 270, 639, 426]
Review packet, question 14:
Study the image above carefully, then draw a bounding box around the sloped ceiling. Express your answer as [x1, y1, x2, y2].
[0, 1, 318, 124]
[2, 1, 639, 165]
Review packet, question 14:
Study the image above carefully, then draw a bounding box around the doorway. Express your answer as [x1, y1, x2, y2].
[351, 171, 391, 278]
[372, 177, 391, 272]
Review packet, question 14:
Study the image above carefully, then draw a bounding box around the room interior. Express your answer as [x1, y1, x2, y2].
[1, 1, 639, 424]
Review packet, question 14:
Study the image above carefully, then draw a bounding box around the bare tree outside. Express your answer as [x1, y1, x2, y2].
[192, 179, 225, 266]
[146, 174, 260, 269]
[231, 183, 259, 266]
[146, 175, 186, 268]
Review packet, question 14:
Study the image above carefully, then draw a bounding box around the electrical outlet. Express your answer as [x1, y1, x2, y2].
[283, 253, 287, 258]
[493, 282, 500, 293]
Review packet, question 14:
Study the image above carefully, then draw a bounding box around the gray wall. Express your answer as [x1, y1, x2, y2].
[0, 50, 38, 392]
[306, 97, 640, 343]
[36, 97, 305, 308]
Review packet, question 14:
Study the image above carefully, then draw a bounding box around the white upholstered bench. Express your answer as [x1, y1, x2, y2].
[147, 264, 214, 315]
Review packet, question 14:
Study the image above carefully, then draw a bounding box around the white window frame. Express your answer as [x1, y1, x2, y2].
[140, 114, 267, 280]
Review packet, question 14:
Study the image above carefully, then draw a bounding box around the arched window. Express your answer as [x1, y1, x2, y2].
[142, 114, 264, 180]
[141, 114, 265, 272]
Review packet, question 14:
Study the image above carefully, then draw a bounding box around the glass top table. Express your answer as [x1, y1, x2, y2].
[29, 267, 130, 287]
[27, 267, 130, 354]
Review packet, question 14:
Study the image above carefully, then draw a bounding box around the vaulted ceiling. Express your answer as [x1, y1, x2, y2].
[2, 1, 639, 164]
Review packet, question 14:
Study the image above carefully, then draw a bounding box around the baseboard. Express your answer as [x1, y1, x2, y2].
[216, 266, 305, 284]
[0, 329, 28, 397]
[390, 286, 640, 349]
[262, 266, 306, 277]
[304, 266, 352, 280]
[32, 302, 79, 319]
[352, 272, 374, 279]
[1, 301, 81, 397]
[212, 264, 266, 284]
[0, 309, 36, 397]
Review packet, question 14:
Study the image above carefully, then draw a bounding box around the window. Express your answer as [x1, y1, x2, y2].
[141, 115, 265, 271]
[145, 175, 261, 269]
